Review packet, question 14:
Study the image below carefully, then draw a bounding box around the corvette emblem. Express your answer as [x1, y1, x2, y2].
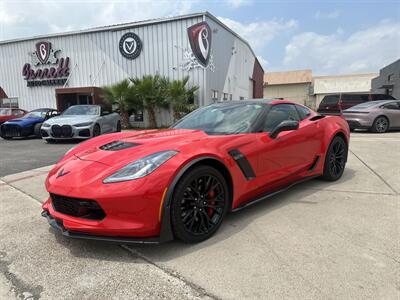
[57, 168, 70, 178]
[119, 32, 142, 59]
[187, 22, 212, 67]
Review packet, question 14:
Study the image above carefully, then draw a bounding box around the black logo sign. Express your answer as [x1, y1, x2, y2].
[187, 22, 212, 67]
[119, 32, 142, 59]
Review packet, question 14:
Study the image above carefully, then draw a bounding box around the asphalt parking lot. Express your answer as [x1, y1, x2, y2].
[0, 138, 77, 177]
[0, 132, 399, 299]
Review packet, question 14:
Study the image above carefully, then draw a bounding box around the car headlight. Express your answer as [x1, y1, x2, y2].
[74, 121, 93, 127]
[42, 123, 50, 128]
[103, 150, 178, 183]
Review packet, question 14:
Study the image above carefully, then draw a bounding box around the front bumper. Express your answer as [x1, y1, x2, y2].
[0, 124, 32, 137]
[343, 114, 372, 129]
[41, 124, 93, 140]
[41, 210, 161, 244]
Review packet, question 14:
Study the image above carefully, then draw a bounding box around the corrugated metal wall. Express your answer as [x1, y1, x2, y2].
[205, 16, 256, 103]
[0, 16, 205, 111]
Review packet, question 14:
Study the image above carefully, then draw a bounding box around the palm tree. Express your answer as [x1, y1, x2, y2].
[130, 75, 169, 128]
[168, 76, 199, 121]
[102, 79, 139, 128]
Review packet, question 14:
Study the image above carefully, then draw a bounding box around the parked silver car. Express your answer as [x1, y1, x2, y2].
[41, 105, 121, 143]
[343, 100, 400, 133]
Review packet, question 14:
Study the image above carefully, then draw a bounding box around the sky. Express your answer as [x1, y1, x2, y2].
[0, 0, 399, 75]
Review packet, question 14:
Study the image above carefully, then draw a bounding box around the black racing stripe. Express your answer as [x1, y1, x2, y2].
[228, 149, 256, 180]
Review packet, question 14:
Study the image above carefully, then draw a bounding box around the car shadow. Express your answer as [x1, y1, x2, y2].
[53, 168, 356, 262]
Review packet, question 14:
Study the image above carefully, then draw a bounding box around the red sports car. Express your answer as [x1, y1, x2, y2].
[42, 100, 350, 243]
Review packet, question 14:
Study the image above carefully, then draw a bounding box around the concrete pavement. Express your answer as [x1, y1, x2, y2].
[0, 132, 399, 299]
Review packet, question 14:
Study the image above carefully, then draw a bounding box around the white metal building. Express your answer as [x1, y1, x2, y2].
[0, 12, 263, 120]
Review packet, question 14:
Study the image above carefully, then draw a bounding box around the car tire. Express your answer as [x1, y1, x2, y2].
[45, 139, 56, 144]
[371, 116, 389, 133]
[116, 121, 122, 132]
[93, 124, 101, 137]
[171, 165, 229, 243]
[34, 123, 42, 137]
[321, 136, 348, 181]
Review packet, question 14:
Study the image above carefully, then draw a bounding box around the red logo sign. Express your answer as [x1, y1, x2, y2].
[187, 22, 212, 67]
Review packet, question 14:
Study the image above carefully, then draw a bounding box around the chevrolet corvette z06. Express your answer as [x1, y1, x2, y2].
[42, 100, 350, 243]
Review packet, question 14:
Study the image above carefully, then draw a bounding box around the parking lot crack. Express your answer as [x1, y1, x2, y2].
[120, 245, 220, 300]
[0, 251, 43, 300]
[349, 149, 398, 195]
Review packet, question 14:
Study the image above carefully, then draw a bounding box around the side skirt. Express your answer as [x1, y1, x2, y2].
[232, 175, 319, 212]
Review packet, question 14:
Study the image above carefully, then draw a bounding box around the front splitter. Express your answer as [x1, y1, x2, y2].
[41, 210, 161, 245]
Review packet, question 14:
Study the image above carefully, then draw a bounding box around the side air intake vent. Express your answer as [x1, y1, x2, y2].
[100, 141, 139, 151]
[310, 115, 326, 121]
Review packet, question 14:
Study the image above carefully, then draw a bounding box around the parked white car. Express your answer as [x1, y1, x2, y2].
[41, 105, 121, 143]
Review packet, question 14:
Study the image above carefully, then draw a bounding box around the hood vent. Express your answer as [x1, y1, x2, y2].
[100, 141, 140, 151]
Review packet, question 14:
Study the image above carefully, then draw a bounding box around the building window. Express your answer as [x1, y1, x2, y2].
[211, 90, 218, 101]
[240, 96, 244, 100]
[388, 74, 394, 82]
[223, 93, 228, 101]
[134, 110, 144, 122]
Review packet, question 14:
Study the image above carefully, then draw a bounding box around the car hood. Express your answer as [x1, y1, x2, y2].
[4, 116, 43, 125]
[45, 115, 98, 125]
[71, 129, 210, 166]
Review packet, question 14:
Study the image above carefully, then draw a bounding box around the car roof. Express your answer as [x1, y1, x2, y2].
[212, 99, 298, 106]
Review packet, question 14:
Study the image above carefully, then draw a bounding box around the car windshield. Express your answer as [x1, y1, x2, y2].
[172, 103, 264, 135]
[62, 105, 99, 116]
[23, 111, 46, 118]
[0, 109, 11, 116]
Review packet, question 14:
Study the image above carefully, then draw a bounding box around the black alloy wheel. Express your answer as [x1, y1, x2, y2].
[372, 116, 389, 133]
[322, 136, 347, 181]
[171, 166, 229, 243]
[93, 124, 101, 137]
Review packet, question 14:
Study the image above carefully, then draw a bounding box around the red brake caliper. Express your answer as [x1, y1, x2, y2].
[207, 190, 215, 217]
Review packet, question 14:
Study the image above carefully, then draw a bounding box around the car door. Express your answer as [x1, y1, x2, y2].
[254, 104, 322, 193]
[382, 101, 400, 127]
[99, 107, 112, 132]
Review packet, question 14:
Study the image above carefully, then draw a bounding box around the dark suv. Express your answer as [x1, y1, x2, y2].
[317, 93, 396, 114]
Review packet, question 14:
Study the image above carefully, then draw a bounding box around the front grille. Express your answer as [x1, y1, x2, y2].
[51, 125, 73, 137]
[51, 193, 105, 220]
[1, 124, 20, 137]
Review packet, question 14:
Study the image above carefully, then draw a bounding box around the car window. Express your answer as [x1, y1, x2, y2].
[373, 94, 395, 101]
[321, 95, 339, 105]
[0, 109, 11, 116]
[382, 102, 400, 110]
[12, 110, 21, 116]
[341, 94, 369, 103]
[296, 105, 311, 120]
[62, 105, 99, 116]
[263, 104, 300, 132]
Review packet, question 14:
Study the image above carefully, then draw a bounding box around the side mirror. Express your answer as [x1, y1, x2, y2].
[269, 120, 299, 139]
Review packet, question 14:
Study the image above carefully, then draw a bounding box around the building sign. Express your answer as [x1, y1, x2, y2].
[179, 22, 215, 72]
[22, 41, 70, 87]
[119, 32, 142, 59]
[187, 22, 212, 67]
